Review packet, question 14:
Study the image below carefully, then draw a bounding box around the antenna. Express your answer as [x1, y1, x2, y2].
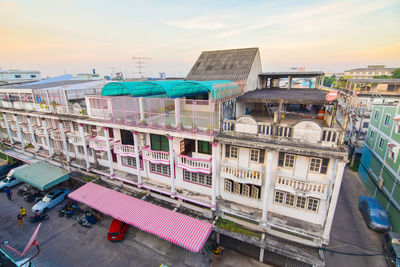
[132, 56, 151, 78]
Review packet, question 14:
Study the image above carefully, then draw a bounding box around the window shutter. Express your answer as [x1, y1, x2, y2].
[225, 144, 231, 158]
[278, 152, 284, 167]
[320, 158, 329, 174]
[259, 149, 265, 163]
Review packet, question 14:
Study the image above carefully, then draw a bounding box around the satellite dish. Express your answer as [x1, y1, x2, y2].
[73, 103, 82, 114]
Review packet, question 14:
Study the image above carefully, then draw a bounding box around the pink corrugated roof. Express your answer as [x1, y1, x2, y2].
[68, 183, 212, 253]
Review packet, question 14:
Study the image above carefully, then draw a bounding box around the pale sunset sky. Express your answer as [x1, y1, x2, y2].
[1, 0, 399, 78]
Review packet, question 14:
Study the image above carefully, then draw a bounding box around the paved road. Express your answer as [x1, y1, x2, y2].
[325, 168, 387, 267]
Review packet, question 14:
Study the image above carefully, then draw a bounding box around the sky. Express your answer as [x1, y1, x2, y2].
[0, 0, 399, 78]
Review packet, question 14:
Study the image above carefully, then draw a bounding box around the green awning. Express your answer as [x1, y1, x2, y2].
[13, 161, 69, 191]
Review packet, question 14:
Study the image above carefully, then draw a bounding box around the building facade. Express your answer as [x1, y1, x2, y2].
[0, 68, 41, 85]
[359, 102, 400, 231]
[344, 65, 398, 79]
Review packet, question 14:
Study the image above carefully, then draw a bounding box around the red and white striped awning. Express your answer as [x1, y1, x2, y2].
[68, 183, 213, 253]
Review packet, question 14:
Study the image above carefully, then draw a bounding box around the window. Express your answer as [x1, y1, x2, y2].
[374, 110, 380, 120]
[14, 75, 21, 78]
[122, 156, 143, 169]
[250, 149, 259, 162]
[307, 198, 319, 212]
[150, 163, 171, 176]
[278, 152, 295, 168]
[150, 134, 169, 152]
[198, 141, 211, 155]
[296, 197, 306, 209]
[378, 137, 385, 149]
[77, 146, 84, 154]
[183, 170, 212, 186]
[309, 158, 322, 172]
[320, 158, 329, 174]
[274, 191, 285, 204]
[285, 194, 295, 206]
[388, 150, 395, 161]
[233, 182, 241, 194]
[384, 115, 390, 127]
[68, 143, 74, 152]
[362, 122, 369, 128]
[30, 75, 36, 78]
[225, 145, 238, 158]
[242, 184, 250, 197]
[224, 179, 232, 192]
[369, 130, 375, 139]
[251, 185, 260, 199]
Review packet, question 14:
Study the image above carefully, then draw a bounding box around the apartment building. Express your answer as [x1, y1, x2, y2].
[359, 101, 400, 232]
[344, 65, 398, 79]
[0, 68, 41, 85]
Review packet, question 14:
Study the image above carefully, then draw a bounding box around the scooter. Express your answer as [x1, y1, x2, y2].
[30, 213, 49, 223]
[24, 191, 44, 203]
[77, 217, 92, 228]
[58, 204, 81, 218]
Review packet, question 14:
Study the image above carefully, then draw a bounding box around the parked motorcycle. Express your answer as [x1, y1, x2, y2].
[58, 203, 81, 218]
[17, 185, 32, 196]
[30, 213, 49, 223]
[77, 217, 92, 228]
[24, 191, 44, 203]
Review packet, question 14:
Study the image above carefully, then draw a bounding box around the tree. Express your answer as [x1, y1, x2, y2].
[334, 75, 351, 89]
[392, 68, 400, 79]
[323, 75, 337, 87]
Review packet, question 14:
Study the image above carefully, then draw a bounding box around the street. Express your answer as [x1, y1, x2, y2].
[325, 168, 387, 267]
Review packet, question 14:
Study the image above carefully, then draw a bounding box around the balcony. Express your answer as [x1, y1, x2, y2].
[21, 124, 31, 133]
[142, 146, 170, 165]
[66, 132, 89, 146]
[0, 120, 6, 128]
[50, 131, 64, 140]
[177, 155, 212, 175]
[9, 122, 17, 131]
[275, 176, 328, 199]
[35, 128, 46, 137]
[221, 164, 263, 186]
[113, 142, 137, 157]
[88, 136, 116, 151]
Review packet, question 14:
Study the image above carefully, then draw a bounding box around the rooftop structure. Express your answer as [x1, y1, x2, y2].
[344, 65, 399, 79]
[0, 68, 41, 85]
[186, 47, 262, 92]
[257, 71, 325, 90]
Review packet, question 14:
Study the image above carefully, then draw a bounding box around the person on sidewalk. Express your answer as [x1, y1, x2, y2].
[17, 213, 23, 226]
[20, 207, 26, 218]
[5, 188, 12, 201]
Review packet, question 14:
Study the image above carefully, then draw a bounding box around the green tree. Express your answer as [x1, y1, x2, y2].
[392, 68, 400, 78]
[323, 75, 337, 87]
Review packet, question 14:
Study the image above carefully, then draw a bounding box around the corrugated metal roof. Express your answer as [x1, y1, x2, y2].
[349, 78, 400, 84]
[259, 71, 324, 77]
[238, 88, 328, 103]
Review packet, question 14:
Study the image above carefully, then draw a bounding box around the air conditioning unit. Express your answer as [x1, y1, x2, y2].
[377, 177, 384, 189]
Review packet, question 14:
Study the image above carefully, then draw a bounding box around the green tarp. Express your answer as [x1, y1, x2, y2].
[13, 161, 69, 191]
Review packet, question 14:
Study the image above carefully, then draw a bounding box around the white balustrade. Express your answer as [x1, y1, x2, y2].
[88, 136, 115, 151]
[257, 122, 273, 136]
[142, 147, 170, 164]
[113, 143, 136, 157]
[223, 120, 235, 132]
[221, 164, 263, 186]
[275, 176, 327, 198]
[177, 155, 212, 174]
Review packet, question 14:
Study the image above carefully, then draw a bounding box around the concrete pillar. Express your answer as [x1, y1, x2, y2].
[262, 151, 274, 224]
[287, 76, 292, 89]
[259, 233, 266, 262]
[14, 116, 25, 148]
[78, 123, 90, 170]
[168, 136, 176, 197]
[322, 161, 345, 243]
[174, 98, 180, 129]
[42, 120, 53, 156]
[104, 127, 114, 176]
[132, 131, 142, 186]
[3, 113, 14, 145]
[27, 117, 38, 152]
[139, 97, 145, 122]
[211, 142, 217, 211]
[59, 122, 70, 163]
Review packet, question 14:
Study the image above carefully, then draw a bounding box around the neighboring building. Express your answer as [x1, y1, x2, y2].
[358, 101, 400, 232]
[336, 78, 400, 157]
[186, 47, 262, 93]
[0, 68, 41, 85]
[344, 65, 398, 79]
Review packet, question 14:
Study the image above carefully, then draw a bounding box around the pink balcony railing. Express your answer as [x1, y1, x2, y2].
[177, 155, 212, 174]
[88, 136, 115, 151]
[113, 142, 138, 157]
[142, 146, 170, 165]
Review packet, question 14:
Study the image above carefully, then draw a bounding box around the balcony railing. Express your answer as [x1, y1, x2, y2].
[9, 122, 17, 131]
[113, 142, 137, 157]
[0, 121, 6, 128]
[21, 124, 31, 133]
[50, 131, 64, 140]
[35, 128, 45, 137]
[221, 164, 263, 186]
[275, 176, 328, 199]
[177, 154, 212, 174]
[88, 136, 115, 151]
[66, 132, 89, 145]
[90, 108, 113, 120]
[142, 146, 170, 165]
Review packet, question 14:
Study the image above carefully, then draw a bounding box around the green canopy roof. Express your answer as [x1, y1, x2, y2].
[101, 80, 241, 100]
[13, 161, 69, 191]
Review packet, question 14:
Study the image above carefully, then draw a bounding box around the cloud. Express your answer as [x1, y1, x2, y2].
[0, 1, 18, 11]
[167, 16, 228, 30]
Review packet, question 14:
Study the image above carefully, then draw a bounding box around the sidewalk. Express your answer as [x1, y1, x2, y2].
[211, 249, 272, 267]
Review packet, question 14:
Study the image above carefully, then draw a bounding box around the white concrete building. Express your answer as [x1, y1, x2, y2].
[0, 68, 41, 85]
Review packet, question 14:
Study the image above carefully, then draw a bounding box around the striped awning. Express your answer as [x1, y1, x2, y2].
[68, 183, 213, 253]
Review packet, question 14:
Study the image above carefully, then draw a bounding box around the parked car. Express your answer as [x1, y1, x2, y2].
[383, 232, 400, 267]
[107, 219, 128, 241]
[359, 196, 392, 232]
[0, 164, 28, 190]
[32, 188, 70, 214]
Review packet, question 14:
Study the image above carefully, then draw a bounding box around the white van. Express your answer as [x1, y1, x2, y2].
[0, 164, 28, 190]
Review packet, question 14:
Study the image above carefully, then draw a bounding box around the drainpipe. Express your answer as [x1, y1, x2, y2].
[78, 123, 90, 170]
[132, 131, 142, 186]
[168, 135, 176, 197]
[104, 127, 114, 177]
[3, 113, 13, 145]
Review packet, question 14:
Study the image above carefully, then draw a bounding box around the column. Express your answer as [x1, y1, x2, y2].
[27, 117, 38, 152]
[168, 136, 176, 197]
[174, 98, 180, 130]
[78, 123, 90, 170]
[261, 151, 274, 225]
[14, 116, 25, 148]
[59, 122, 70, 163]
[132, 131, 142, 186]
[42, 120, 53, 156]
[104, 127, 114, 177]
[139, 97, 145, 122]
[287, 76, 292, 89]
[3, 113, 14, 145]
[211, 142, 218, 211]
[322, 161, 345, 244]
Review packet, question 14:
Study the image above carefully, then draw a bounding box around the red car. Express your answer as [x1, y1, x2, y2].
[107, 219, 129, 241]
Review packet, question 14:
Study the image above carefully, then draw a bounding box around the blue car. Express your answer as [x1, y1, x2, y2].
[32, 188, 70, 214]
[359, 196, 392, 232]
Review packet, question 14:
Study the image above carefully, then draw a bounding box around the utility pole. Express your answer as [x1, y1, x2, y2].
[132, 56, 151, 78]
[350, 108, 364, 167]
